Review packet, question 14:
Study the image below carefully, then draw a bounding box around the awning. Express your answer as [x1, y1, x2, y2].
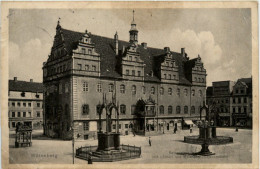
[184, 120, 194, 125]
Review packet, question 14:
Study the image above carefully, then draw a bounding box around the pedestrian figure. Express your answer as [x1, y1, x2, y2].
[174, 127, 177, 134]
[149, 137, 151, 146]
[133, 130, 136, 137]
[88, 154, 93, 164]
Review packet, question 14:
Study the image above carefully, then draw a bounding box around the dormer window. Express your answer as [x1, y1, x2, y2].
[21, 92, 25, 97]
[85, 38, 88, 43]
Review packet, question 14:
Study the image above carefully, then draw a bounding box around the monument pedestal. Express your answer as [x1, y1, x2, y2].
[97, 132, 120, 151]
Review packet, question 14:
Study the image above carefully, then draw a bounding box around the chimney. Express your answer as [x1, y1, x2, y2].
[164, 47, 170, 53]
[114, 32, 119, 55]
[30, 79, 33, 82]
[14, 77, 17, 82]
[141, 42, 147, 49]
[181, 48, 185, 57]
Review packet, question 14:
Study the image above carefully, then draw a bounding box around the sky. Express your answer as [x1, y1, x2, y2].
[8, 9, 252, 86]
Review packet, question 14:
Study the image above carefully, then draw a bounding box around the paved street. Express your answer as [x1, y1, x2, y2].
[9, 128, 252, 164]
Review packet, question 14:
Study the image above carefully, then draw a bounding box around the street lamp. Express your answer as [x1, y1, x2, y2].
[70, 125, 75, 164]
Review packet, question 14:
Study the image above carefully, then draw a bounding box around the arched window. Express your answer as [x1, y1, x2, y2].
[168, 88, 172, 95]
[192, 89, 195, 96]
[82, 104, 89, 115]
[159, 105, 164, 114]
[176, 106, 181, 114]
[109, 84, 114, 92]
[191, 106, 195, 114]
[142, 86, 146, 94]
[151, 87, 155, 95]
[168, 106, 173, 114]
[184, 89, 188, 96]
[199, 90, 202, 97]
[160, 87, 164, 95]
[132, 85, 136, 95]
[184, 106, 188, 114]
[120, 104, 126, 114]
[177, 88, 180, 96]
[131, 105, 136, 115]
[120, 84, 125, 94]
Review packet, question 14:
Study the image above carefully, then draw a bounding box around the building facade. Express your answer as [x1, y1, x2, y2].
[43, 15, 207, 140]
[206, 77, 252, 127]
[8, 77, 44, 130]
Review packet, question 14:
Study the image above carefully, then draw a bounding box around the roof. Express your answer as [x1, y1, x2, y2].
[59, 28, 192, 85]
[9, 80, 44, 93]
[206, 86, 213, 97]
[237, 77, 252, 95]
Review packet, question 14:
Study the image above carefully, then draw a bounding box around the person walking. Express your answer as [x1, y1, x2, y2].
[149, 137, 152, 146]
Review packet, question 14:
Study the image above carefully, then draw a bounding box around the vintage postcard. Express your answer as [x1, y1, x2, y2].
[1, 1, 259, 169]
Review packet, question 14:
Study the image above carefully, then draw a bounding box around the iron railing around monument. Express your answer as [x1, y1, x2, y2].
[76, 144, 141, 162]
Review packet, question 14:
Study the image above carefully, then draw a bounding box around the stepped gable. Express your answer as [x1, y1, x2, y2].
[60, 27, 191, 85]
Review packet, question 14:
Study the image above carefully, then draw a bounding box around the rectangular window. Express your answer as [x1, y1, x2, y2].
[135, 57, 137, 61]
[131, 105, 136, 115]
[151, 87, 155, 95]
[12, 122, 16, 128]
[17, 102, 21, 107]
[23, 103, 26, 107]
[240, 90, 244, 94]
[18, 112, 21, 117]
[12, 112, 15, 117]
[78, 64, 82, 70]
[65, 83, 69, 93]
[138, 71, 141, 77]
[83, 82, 88, 92]
[83, 122, 89, 131]
[92, 65, 96, 71]
[37, 111, 40, 117]
[84, 135, 89, 140]
[59, 83, 63, 94]
[97, 83, 102, 93]
[82, 104, 89, 115]
[28, 112, 31, 117]
[125, 124, 128, 128]
[88, 49, 92, 55]
[23, 112, 26, 117]
[126, 70, 129, 75]
[119, 124, 121, 129]
[85, 65, 89, 71]
[28, 103, 31, 107]
[169, 74, 171, 79]
[238, 98, 241, 104]
[113, 124, 116, 129]
[37, 103, 40, 107]
[12, 102, 15, 107]
[129, 56, 132, 61]
[132, 70, 135, 76]
[233, 98, 236, 104]
[238, 107, 241, 113]
[244, 98, 247, 103]
[244, 107, 247, 113]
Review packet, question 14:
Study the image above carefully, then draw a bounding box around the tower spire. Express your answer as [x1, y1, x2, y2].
[129, 10, 138, 45]
[133, 10, 135, 21]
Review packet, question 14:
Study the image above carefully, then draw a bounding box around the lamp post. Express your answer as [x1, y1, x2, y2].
[70, 124, 75, 164]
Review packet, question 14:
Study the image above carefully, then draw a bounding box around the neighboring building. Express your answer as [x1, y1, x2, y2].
[8, 77, 44, 130]
[206, 77, 252, 127]
[43, 14, 207, 140]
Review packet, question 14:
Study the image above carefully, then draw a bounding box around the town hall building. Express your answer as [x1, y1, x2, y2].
[43, 13, 207, 140]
